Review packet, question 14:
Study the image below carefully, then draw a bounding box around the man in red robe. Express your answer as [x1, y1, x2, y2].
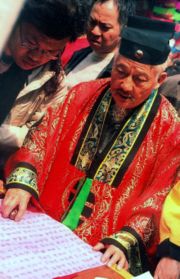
[1, 16, 179, 276]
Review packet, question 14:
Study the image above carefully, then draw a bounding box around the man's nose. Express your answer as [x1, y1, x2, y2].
[91, 25, 101, 36]
[120, 77, 133, 92]
[30, 48, 45, 57]
[28, 49, 49, 62]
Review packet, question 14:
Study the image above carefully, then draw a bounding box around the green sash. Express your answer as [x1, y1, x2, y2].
[62, 178, 92, 230]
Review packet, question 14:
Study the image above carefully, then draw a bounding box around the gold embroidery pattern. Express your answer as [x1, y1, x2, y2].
[74, 181, 113, 242]
[112, 145, 150, 230]
[75, 89, 111, 171]
[85, 201, 94, 209]
[126, 216, 156, 246]
[24, 89, 79, 193]
[6, 167, 38, 195]
[94, 91, 158, 184]
[74, 89, 157, 186]
[133, 188, 171, 212]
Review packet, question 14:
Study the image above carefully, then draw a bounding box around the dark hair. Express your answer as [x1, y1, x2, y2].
[44, 58, 63, 95]
[91, 0, 136, 25]
[19, 0, 87, 41]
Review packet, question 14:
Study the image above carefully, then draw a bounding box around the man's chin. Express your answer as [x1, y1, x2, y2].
[112, 95, 137, 109]
[91, 45, 101, 52]
[89, 41, 102, 51]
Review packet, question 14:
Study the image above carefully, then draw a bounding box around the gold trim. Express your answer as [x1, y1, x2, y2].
[112, 231, 138, 250]
[6, 167, 39, 195]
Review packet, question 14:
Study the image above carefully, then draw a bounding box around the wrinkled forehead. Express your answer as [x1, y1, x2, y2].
[112, 54, 161, 78]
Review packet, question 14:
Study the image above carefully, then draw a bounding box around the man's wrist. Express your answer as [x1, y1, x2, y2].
[5, 162, 39, 200]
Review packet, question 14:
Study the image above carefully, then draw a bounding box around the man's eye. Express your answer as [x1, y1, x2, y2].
[49, 50, 59, 55]
[26, 38, 37, 46]
[88, 19, 96, 27]
[26, 40, 37, 48]
[100, 25, 110, 32]
[117, 69, 125, 76]
[135, 77, 147, 82]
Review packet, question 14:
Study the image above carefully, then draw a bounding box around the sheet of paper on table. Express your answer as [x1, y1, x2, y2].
[0, 204, 103, 279]
[134, 271, 153, 279]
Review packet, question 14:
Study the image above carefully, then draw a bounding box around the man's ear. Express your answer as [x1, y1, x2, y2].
[157, 72, 168, 86]
[154, 72, 167, 89]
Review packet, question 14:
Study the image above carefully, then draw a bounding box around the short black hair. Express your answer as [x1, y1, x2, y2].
[19, 0, 87, 41]
[91, 0, 136, 25]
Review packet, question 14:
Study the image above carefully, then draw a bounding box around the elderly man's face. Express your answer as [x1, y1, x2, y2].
[7, 22, 69, 70]
[111, 55, 164, 109]
[86, 0, 121, 55]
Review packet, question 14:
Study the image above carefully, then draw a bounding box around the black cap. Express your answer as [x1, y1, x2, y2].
[119, 16, 175, 65]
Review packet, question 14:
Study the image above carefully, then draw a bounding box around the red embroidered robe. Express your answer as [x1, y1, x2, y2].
[5, 79, 180, 275]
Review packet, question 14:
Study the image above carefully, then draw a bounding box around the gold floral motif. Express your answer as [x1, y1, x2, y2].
[69, 119, 86, 152]
[113, 176, 144, 230]
[126, 216, 155, 246]
[133, 188, 170, 212]
[78, 152, 92, 169]
[85, 201, 94, 209]
[75, 89, 111, 171]
[74, 181, 113, 241]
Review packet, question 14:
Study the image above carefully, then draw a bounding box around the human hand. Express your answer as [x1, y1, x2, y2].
[93, 242, 129, 270]
[154, 257, 180, 279]
[1, 188, 32, 221]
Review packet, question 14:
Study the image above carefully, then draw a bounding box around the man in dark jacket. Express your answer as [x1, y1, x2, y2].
[64, 0, 136, 86]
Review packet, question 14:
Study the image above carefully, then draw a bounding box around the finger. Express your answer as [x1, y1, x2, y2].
[117, 255, 126, 269]
[93, 242, 105, 251]
[14, 203, 27, 221]
[9, 208, 18, 220]
[101, 246, 115, 263]
[2, 198, 18, 218]
[107, 253, 121, 267]
[124, 260, 129, 270]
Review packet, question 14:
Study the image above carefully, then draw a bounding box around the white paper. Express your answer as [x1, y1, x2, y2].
[0, 204, 103, 279]
[134, 271, 153, 279]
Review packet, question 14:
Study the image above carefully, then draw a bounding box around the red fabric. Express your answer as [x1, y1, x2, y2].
[61, 36, 89, 67]
[5, 79, 180, 266]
